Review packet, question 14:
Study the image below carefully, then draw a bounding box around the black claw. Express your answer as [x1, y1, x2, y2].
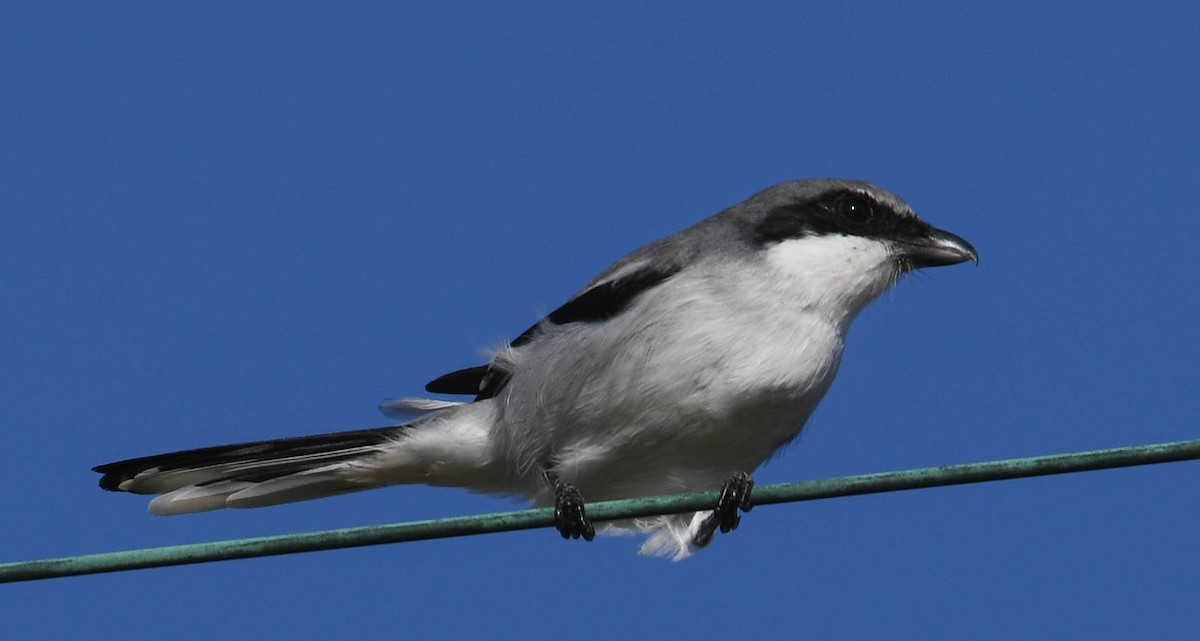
[692, 472, 755, 548]
[553, 480, 595, 542]
[717, 471, 755, 533]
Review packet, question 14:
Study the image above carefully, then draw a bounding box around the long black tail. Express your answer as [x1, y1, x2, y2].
[93, 426, 402, 514]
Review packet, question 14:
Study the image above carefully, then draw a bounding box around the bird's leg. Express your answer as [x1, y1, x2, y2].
[549, 474, 595, 542]
[692, 471, 755, 548]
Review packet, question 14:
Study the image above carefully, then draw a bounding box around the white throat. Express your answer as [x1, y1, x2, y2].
[761, 234, 899, 328]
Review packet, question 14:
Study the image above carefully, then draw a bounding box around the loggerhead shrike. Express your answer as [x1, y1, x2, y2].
[94, 178, 977, 560]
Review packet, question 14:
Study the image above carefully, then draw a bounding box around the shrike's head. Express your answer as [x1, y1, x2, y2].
[745, 178, 977, 269]
[679, 179, 978, 322]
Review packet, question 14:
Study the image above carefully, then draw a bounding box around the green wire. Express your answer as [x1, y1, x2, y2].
[4, 438, 1198, 584]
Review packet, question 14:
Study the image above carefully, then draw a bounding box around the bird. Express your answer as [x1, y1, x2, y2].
[93, 178, 978, 560]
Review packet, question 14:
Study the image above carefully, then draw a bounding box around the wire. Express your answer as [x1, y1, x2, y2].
[3, 438, 1199, 584]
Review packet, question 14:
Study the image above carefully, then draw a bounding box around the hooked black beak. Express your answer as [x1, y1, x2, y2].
[897, 227, 979, 268]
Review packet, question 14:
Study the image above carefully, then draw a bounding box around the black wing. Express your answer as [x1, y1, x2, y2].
[424, 264, 677, 399]
[423, 365, 491, 396]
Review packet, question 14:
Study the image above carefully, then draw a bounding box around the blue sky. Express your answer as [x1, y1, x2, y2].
[4, 3, 1198, 639]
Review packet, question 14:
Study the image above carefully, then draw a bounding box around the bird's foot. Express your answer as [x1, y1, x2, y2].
[553, 480, 595, 541]
[692, 471, 755, 548]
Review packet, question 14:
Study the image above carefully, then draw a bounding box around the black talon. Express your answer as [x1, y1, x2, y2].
[692, 472, 755, 548]
[716, 471, 755, 533]
[553, 480, 595, 541]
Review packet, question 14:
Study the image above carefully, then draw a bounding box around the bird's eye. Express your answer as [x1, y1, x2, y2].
[836, 195, 875, 223]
